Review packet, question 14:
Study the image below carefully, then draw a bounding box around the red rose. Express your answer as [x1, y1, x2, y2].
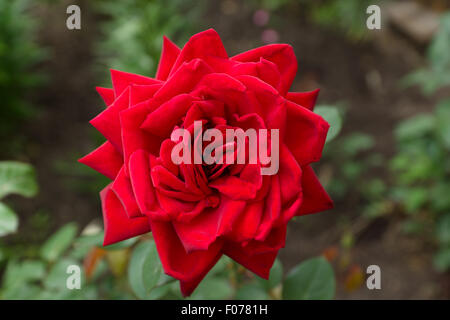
[80, 29, 333, 296]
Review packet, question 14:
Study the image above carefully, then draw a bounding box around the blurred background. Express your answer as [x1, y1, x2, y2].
[0, 0, 449, 299]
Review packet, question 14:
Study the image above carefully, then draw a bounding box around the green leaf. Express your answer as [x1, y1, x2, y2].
[282, 256, 335, 300]
[189, 276, 234, 300]
[44, 258, 78, 291]
[395, 114, 435, 141]
[40, 223, 78, 262]
[0, 201, 18, 236]
[314, 105, 342, 143]
[235, 283, 270, 300]
[0, 161, 38, 199]
[128, 241, 162, 299]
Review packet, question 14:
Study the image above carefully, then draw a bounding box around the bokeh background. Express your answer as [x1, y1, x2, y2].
[0, 0, 449, 299]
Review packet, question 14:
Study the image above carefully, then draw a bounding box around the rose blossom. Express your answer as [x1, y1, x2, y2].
[80, 29, 333, 296]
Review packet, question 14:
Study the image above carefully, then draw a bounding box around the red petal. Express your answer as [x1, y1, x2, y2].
[232, 44, 297, 96]
[128, 150, 168, 220]
[255, 175, 281, 241]
[129, 84, 162, 106]
[278, 145, 302, 205]
[286, 89, 320, 111]
[179, 251, 222, 296]
[79, 141, 122, 180]
[96, 87, 115, 106]
[173, 196, 246, 252]
[111, 167, 141, 218]
[141, 94, 195, 137]
[156, 36, 180, 81]
[120, 102, 162, 170]
[90, 87, 130, 152]
[224, 241, 278, 279]
[285, 100, 330, 166]
[110, 69, 161, 97]
[169, 29, 228, 77]
[152, 58, 213, 104]
[297, 165, 333, 216]
[226, 201, 264, 242]
[100, 185, 151, 246]
[150, 220, 223, 284]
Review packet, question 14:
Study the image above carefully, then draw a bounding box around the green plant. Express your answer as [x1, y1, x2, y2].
[390, 99, 450, 271]
[309, 0, 374, 40]
[0, 0, 45, 155]
[403, 13, 450, 95]
[95, 0, 206, 78]
[0, 161, 38, 237]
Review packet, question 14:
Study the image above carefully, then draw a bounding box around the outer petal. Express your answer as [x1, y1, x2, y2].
[90, 87, 130, 152]
[169, 29, 228, 76]
[128, 150, 168, 220]
[224, 241, 278, 279]
[232, 44, 297, 95]
[120, 101, 162, 168]
[297, 165, 333, 215]
[285, 100, 330, 166]
[110, 69, 161, 97]
[78, 141, 122, 180]
[129, 84, 162, 106]
[100, 185, 151, 246]
[286, 89, 320, 111]
[111, 167, 141, 218]
[156, 36, 180, 81]
[150, 220, 223, 287]
[96, 87, 115, 106]
[179, 251, 223, 296]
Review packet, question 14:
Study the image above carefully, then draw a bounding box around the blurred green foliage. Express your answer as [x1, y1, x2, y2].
[0, 0, 45, 155]
[403, 13, 450, 95]
[0, 161, 38, 237]
[95, 0, 206, 78]
[390, 100, 450, 271]
[1, 222, 335, 299]
[309, 0, 375, 40]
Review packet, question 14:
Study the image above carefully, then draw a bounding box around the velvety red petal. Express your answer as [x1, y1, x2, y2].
[152, 59, 213, 104]
[156, 36, 180, 81]
[254, 175, 281, 241]
[111, 167, 141, 218]
[150, 219, 223, 283]
[232, 44, 297, 96]
[297, 165, 333, 216]
[120, 101, 163, 170]
[224, 241, 278, 279]
[169, 29, 228, 77]
[179, 251, 223, 296]
[141, 94, 195, 137]
[285, 100, 330, 166]
[129, 84, 162, 106]
[90, 87, 130, 152]
[286, 89, 320, 111]
[96, 87, 115, 106]
[110, 69, 161, 97]
[173, 196, 246, 252]
[100, 185, 151, 246]
[278, 145, 302, 205]
[128, 150, 168, 221]
[78, 141, 122, 180]
[226, 201, 264, 243]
